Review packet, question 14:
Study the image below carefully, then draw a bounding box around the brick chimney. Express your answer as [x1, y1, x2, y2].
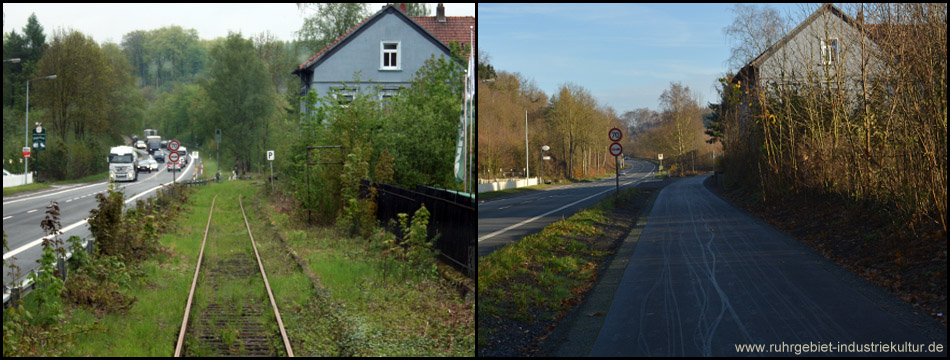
[399, 3, 406, 13]
[437, 3, 446, 22]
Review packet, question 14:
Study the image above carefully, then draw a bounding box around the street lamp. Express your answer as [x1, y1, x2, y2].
[26, 74, 57, 182]
[540, 145, 550, 185]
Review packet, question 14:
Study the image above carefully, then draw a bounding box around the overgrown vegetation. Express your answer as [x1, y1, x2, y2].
[709, 3, 947, 322]
[3, 182, 193, 356]
[711, 2, 946, 235]
[280, 51, 466, 224]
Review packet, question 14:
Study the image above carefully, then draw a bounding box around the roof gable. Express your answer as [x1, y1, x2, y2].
[749, 3, 869, 69]
[295, 5, 473, 73]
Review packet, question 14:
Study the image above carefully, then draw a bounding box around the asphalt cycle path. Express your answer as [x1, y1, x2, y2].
[590, 174, 946, 357]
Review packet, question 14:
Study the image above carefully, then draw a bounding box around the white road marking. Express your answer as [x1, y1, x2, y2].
[478, 167, 654, 242]
[2, 182, 105, 205]
[3, 216, 11, 220]
[27, 209, 38, 213]
[4, 158, 197, 261]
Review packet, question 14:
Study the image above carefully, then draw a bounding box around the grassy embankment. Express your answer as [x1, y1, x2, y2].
[12, 177, 472, 356]
[477, 187, 645, 347]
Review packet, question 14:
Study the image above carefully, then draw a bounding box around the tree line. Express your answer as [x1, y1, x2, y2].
[2, 4, 433, 182]
[477, 55, 626, 181]
[478, 49, 717, 181]
[708, 3, 947, 233]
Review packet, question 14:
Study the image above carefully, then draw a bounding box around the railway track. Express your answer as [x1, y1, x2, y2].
[174, 194, 294, 357]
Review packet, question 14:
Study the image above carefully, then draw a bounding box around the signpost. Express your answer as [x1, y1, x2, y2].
[215, 129, 221, 179]
[267, 150, 275, 192]
[658, 153, 663, 171]
[168, 139, 180, 152]
[22, 147, 31, 159]
[608, 127, 623, 142]
[168, 140, 180, 185]
[32, 125, 46, 150]
[608, 128, 623, 194]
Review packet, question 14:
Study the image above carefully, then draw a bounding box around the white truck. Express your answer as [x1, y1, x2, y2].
[108, 146, 139, 182]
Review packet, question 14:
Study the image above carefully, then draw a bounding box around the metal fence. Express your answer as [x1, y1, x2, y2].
[359, 180, 475, 277]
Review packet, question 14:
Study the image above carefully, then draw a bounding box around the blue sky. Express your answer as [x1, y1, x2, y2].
[478, 3, 812, 115]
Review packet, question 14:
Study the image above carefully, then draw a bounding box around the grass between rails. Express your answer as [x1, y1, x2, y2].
[477, 186, 654, 355]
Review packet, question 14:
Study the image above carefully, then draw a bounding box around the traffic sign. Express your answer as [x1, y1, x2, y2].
[23, 147, 31, 158]
[267, 150, 274, 161]
[608, 127, 623, 142]
[658, 153, 663, 160]
[168, 151, 180, 163]
[609, 143, 623, 156]
[168, 139, 180, 152]
[33, 126, 46, 151]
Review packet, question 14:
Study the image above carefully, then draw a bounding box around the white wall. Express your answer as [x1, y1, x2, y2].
[3, 172, 33, 188]
[477, 177, 539, 193]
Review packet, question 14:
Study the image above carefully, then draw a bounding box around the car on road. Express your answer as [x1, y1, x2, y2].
[153, 151, 164, 163]
[167, 161, 182, 172]
[161, 140, 168, 149]
[176, 146, 189, 165]
[136, 158, 159, 173]
[135, 140, 147, 149]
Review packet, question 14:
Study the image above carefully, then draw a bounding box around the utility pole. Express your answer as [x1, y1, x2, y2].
[525, 109, 529, 182]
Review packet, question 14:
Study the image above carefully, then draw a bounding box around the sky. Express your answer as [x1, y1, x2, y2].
[3, 3, 476, 45]
[478, 3, 817, 115]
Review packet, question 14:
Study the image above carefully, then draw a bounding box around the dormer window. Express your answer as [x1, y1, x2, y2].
[381, 41, 400, 70]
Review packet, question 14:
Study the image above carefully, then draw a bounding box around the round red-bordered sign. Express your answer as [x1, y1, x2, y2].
[609, 142, 623, 156]
[168, 139, 180, 152]
[168, 151, 180, 163]
[608, 127, 623, 142]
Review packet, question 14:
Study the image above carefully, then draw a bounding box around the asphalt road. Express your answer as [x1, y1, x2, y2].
[3, 149, 197, 288]
[477, 158, 656, 258]
[590, 174, 947, 356]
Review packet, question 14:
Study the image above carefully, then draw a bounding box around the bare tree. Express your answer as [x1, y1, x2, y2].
[723, 4, 790, 72]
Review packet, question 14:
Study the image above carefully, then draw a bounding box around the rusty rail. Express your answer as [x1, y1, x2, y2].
[173, 194, 294, 357]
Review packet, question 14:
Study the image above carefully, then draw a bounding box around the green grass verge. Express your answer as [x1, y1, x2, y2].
[14, 178, 472, 356]
[477, 187, 640, 342]
[261, 204, 475, 356]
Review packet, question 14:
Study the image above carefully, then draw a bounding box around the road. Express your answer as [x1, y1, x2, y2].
[477, 158, 656, 257]
[590, 174, 947, 356]
[3, 148, 197, 288]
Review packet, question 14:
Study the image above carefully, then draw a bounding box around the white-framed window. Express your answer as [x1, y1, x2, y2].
[380, 41, 400, 70]
[820, 38, 839, 65]
[330, 85, 357, 108]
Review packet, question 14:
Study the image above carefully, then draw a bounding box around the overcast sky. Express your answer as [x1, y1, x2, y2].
[3, 3, 475, 45]
[479, 3, 817, 114]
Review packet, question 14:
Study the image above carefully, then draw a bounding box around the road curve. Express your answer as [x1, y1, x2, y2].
[477, 159, 656, 258]
[591, 174, 946, 356]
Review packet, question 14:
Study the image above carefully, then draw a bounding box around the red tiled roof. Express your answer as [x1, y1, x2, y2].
[297, 6, 475, 70]
[412, 16, 476, 58]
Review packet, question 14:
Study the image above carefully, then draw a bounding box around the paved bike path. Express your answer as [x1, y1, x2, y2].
[590, 174, 946, 356]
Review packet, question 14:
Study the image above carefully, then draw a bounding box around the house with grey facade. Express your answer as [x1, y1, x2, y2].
[292, 3, 475, 111]
[733, 3, 885, 105]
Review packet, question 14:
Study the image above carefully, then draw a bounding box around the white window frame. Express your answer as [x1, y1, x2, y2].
[380, 41, 401, 70]
[820, 38, 839, 66]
